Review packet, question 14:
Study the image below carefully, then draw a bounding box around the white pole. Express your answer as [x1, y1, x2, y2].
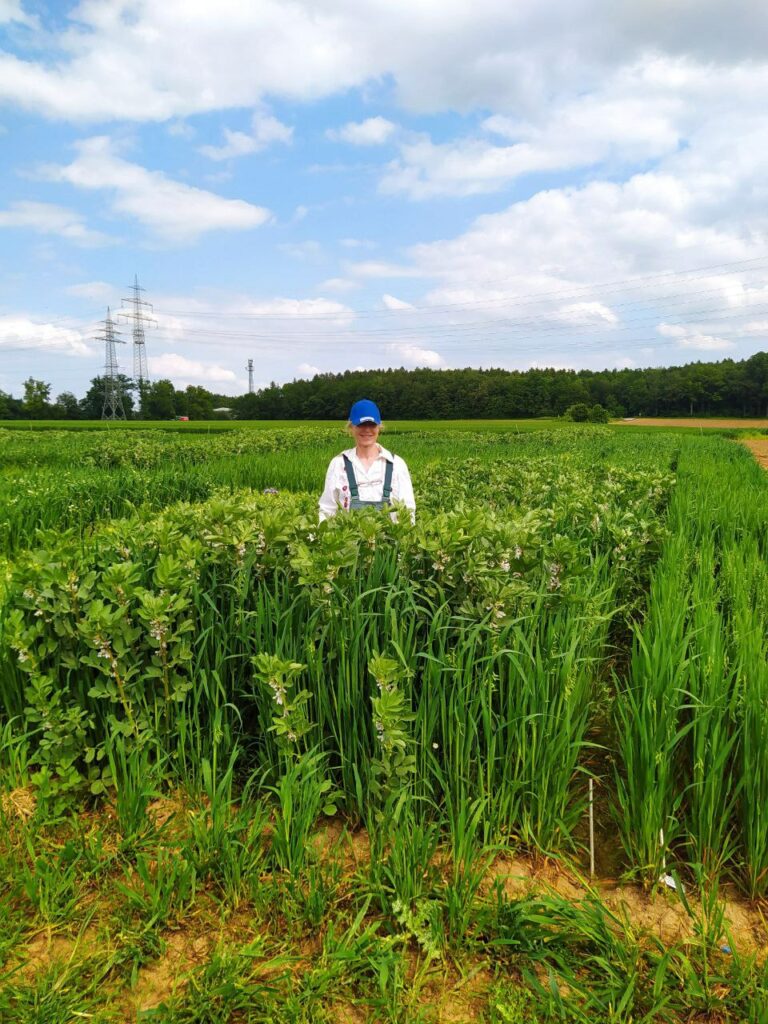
[589, 777, 595, 879]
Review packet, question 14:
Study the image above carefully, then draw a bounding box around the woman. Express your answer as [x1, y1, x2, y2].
[318, 399, 415, 521]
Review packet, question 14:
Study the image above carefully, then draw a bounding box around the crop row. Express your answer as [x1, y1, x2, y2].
[1, 446, 673, 853]
[5, 427, 768, 896]
[0, 426, 675, 557]
[615, 435, 768, 896]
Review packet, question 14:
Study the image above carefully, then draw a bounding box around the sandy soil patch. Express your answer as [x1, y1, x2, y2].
[484, 854, 768, 956]
[616, 418, 768, 428]
[743, 438, 768, 469]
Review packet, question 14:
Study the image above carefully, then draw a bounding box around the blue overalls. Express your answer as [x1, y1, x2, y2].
[342, 454, 394, 511]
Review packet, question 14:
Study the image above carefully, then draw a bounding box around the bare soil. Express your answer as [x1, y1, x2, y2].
[616, 417, 768, 428]
[743, 438, 768, 469]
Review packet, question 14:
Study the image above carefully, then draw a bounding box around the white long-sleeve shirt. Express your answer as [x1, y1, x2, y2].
[318, 445, 416, 522]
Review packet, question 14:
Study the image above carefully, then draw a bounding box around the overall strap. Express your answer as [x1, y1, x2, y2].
[382, 458, 394, 502]
[342, 454, 359, 499]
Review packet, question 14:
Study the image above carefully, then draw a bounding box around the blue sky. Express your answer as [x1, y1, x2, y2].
[1, 0, 768, 399]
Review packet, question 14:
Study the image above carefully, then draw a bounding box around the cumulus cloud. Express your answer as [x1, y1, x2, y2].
[39, 136, 271, 242]
[65, 281, 117, 301]
[554, 302, 618, 326]
[678, 335, 736, 351]
[152, 294, 355, 345]
[327, 117, 397, 145]
[380, 58, 763, 199]
[199, 111, 293, 160]
[296, 362, 321, 377]
[371, 110, 768, 369]
[382, 294, 414, 310]
[658, 324, 736, 351]
[0, 1, 35, 27]
[0, 200, 111, 245]
[1, 2, 766, 122]
[347, 260, 427, 279]
[317, 277, 360, 293]
[0, 315, 91, 355]
[387, 342, 445, 368]
[148, 352, 238, 383]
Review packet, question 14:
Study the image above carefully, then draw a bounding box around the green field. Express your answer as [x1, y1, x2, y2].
[1, 423, 767, 1022]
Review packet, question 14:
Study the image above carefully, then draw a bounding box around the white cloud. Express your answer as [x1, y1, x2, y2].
[40, 136, 271, 242]
[387, 342, 445, 368]
[199, 111, 293, 160]
[297, 362, 321, 377]
[153, 294, 355, 342]
[0, 200, 111, 246]
[379, 58, 730, 199]
[678, 335, 736, 351]
[278, 240, 322, 261]
[0, 1, 35, 27]
[657, 324, 687, 339]
[658, 324, 736, 351]
[327, 116, 397, 145]
[554, 302, 618, 326]
[148, 353, 238, 383]
[167, 120, 195, 139]
[382, 294, 414, 310]
[370, 113, 768, 369]
[1, 2, 766, 123]
[318, 277, 360, 293]
[65, 281, 116, 301]
[742, 320, 768, 334]
[0, 315, 91, 355]
[347, 260, 427, 279]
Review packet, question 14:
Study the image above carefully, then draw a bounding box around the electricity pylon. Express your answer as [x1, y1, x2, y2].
[119, 276, 156, 406]
[98, 307, 126, 420]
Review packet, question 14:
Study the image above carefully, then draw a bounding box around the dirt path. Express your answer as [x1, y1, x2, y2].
[743, 438, 768, 469]
[616, 417, 768, 428]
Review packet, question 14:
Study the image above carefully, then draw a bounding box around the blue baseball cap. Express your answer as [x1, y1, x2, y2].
[349, 399, 382, 425]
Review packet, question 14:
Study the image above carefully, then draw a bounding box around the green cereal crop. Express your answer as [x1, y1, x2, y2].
[2, 423, 768, 1021]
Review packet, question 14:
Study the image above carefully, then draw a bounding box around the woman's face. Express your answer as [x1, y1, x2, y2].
[352, 422, 380, 449]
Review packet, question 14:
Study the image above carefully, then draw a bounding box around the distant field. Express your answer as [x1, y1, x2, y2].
[617, 416, 768, 429]
[3, 415, 768, 434]
[0, 417, 566, 432]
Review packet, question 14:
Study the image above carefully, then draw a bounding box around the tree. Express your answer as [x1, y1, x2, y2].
[52, 392, 81, 419]
[144, 379, 176, 420]
[565, 402, 590, 422]
[79, 376, 136, 419]
[22, 378, 51, 418]
[179, 385, 214, 420]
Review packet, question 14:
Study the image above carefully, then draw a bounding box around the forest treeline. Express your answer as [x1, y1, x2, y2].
[2, 351, 768, 420]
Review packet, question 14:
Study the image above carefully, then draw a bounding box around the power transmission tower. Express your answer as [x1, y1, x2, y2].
[119, 275, 156, 407]
[98, 307, 126, 420]
[246, 358, 254, 393]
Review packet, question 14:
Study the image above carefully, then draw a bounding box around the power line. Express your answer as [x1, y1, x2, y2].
[95, 307, 126, 420]
[157, 254, 768, 321]
[144, 300, 768, 348]
[118, 275, 156, 391]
